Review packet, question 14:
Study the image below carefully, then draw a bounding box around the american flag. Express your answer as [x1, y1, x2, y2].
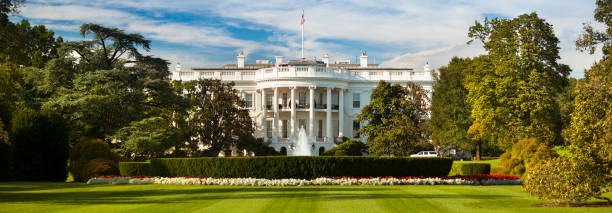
[301, 10, 305, 25]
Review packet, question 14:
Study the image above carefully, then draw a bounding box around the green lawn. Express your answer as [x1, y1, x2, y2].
[453, 158, 500, 168]
[1, 182, 610, 213]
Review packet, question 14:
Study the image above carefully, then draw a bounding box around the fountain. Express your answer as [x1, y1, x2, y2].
[293, 127, 312, 156]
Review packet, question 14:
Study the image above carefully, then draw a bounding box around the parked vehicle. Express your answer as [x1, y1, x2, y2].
[410, 151, 439, 157]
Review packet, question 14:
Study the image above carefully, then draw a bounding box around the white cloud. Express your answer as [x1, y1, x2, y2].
[19, 0, 604, 76]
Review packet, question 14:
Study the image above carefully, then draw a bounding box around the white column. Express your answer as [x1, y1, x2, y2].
[261, 88, 267, 141]
[309, 86, 315, 141]
[290, 86, 296, 139]
[339, 89, 344, 138]
[326, 87, 332, 143]
[273, 87, 279, 142]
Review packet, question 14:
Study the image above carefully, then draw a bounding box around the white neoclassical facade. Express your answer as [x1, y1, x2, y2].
[171, 52, 434, 156]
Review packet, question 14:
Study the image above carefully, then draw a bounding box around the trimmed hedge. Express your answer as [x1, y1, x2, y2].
[119, 162, 152, 176]
[449, 163, 491, 176]
[150, 156, 453, 179]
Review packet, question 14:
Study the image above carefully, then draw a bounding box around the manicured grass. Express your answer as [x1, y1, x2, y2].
[1, 182, 610, 212]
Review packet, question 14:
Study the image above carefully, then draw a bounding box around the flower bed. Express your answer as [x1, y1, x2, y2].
[87, 175, 521, 186]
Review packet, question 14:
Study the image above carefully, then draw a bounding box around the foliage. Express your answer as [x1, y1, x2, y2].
[357, 81, 430, 156]
[68, 138, 119, 182]
[82, 158, 118, 180]
[466, 13, 569, 149]
[175, 79, 254, 156]
[524, 156, 611, 204]
[244, 137, 280, 156]
[150, 157, 453, 179]
[113, 117, 179, 160]
[44, 24, 186, 142]
[449, 163, 490, 176]
[10, 108, 69, 181]
[497, 138, 557, 177]
[575, 0, 612, 56]
[430, 57, 473, 153]
[323, 140, 367, 156]
[0, 118, 11, 180]
[119, 162, 152, 176]
[527, 1, 612, 204]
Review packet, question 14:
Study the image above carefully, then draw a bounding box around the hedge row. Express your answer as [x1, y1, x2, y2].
[148, 156, 453, 179]
[449, 163, 490, 176]
[119, 162, 152, 176]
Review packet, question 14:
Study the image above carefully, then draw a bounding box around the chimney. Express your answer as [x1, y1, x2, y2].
[237, 52, 245, 68]
[360, 51, 368, 68]
[322, 54, 329, 67]
[275, 56, 284, 67]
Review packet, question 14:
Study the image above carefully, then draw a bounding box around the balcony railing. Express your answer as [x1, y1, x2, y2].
[181, 66, 433, 82]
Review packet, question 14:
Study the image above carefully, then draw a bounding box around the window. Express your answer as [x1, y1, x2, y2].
[299, 92, 306, 105]
[318, 147, 325, 156]
[318, 120, 323, 138]
[266, 120, 272, 138]
[282, 120, 288, 138]
[353, 93, 360, 108]
[353, 120, 360, 138]
[245, 93, 253, 108]
[266, 94, 273, 108]
[299, 119, 306, 130]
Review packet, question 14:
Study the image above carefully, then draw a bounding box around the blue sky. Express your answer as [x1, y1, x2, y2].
[12, 0, 604, 78]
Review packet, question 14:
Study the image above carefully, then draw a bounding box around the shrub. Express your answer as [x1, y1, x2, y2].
[150, 156, 453, 179]
[10, 108, 69, 181]
[497, 138, 557, 177]
[0, 119, 12, 181]
[69, 138, 119, 182]
[449, 163, 490, 176]
[323, 140, 367, 156]
[524, 156, 611, 203]
[82, 158, 118, 180]
[119, 162, 152, 176]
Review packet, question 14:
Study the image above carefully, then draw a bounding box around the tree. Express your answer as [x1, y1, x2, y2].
[113, 117, 179, 160]
[525, 1, 612, 203]
[429, 57, 473, 156]
[10, 108, 69, 181]
[357, 81, 430, 156]
[466, 13, 569, 149]
[44, 24, 186, 142]
[177, 79, 254, 156]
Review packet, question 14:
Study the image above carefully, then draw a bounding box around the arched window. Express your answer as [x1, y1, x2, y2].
[319, 147, 325, 156]
[280, 147, 287, 156]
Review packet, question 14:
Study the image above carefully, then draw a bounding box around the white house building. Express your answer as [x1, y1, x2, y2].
[171, 51, 434, 156]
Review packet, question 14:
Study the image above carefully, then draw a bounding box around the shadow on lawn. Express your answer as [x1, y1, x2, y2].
[0, 183, 515, 205]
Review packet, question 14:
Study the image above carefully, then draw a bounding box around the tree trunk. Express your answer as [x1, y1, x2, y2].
[475, 140, 482, 161]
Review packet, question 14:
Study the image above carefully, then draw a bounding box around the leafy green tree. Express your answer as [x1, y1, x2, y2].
[323, 139, 367, 156]
[357, 81, 430, 156]
[113, 117, 179, 160]
[429, 57, 473, 155]
[10, 108, 69, 181]
[526, 1, 612, 203]
[466, 13, 569, 149]
[497, 138, 557, 177]
[176, 79, 254, 156]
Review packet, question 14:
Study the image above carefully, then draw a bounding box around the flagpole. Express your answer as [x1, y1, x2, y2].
[301, 9, 304, 59]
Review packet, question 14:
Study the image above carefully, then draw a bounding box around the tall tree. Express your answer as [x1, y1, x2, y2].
[466, 13, 570, 149]
[429, 57, 473, 156]
[176, 79, 254, 156]
[113, 117, 179, 160]
[357, 81, 430, 156]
